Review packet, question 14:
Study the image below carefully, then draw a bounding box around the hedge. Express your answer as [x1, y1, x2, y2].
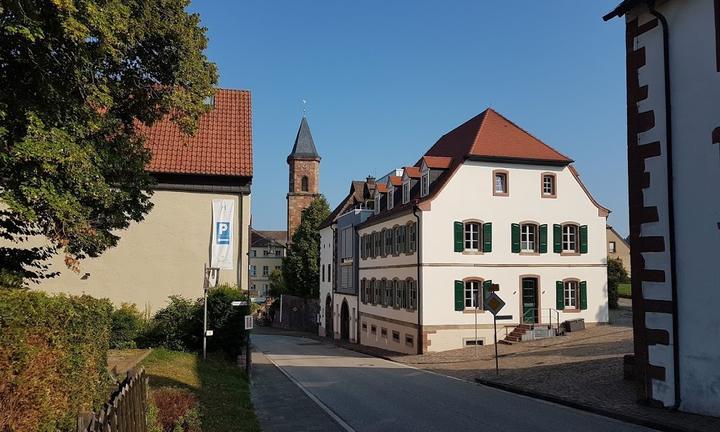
[0, 290, 113, 432]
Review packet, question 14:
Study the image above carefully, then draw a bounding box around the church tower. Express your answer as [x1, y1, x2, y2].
[287, 116, 320, 243]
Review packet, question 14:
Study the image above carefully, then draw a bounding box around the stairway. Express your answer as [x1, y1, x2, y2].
[502, 324, 531, 344]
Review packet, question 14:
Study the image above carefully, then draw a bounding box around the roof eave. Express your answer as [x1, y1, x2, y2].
[603, 0, 645, 21]
[465, 155, 573, 166]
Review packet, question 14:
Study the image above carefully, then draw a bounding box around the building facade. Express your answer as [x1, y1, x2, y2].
[323, 108, 609, 355]
[249, 230, 286, 299]
[287, 117, 321, 243]
[607, 225, 631, 274]
[605, 0, 720, 416]
[35, 89, 253, 313]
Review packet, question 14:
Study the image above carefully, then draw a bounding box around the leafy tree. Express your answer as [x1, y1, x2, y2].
[607, 257, 629, 309]
[282, 196, 330, 298]
[0, 0, 218, 283]
[268, 267, 287, 298]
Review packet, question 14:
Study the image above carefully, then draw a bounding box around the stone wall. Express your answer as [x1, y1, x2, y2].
[273, 294, 319, 333]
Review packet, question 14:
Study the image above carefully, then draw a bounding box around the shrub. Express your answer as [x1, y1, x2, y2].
[137, 296, 201, 351]
[0, 290, 113, 431]
[608, 257, 629, 309]
[110, 303, 146, 349]
[205, 284, 249, 358]
[151, 388, 201, 432]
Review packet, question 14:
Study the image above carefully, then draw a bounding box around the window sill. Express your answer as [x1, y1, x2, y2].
[493, 192, 509, 197]
[519, 252, 540, 256]
[462, 250, 484, 255]
[463, 308, 485, 314]
[561, 252, 581, 256]
[541, 194, 557, 199]
[562, 308, 582, 313]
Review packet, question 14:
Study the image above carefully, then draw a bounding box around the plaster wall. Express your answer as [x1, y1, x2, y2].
[34, 189, 251, 313]
[319, 225, 334, 337]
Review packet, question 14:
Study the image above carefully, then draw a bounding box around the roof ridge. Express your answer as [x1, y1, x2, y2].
[471, 108, 492, 151]
[484, 108, 574, 162]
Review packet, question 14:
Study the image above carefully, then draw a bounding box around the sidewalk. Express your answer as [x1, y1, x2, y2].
[251, 350, 344, 432]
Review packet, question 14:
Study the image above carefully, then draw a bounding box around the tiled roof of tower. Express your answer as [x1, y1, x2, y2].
[288, 116, 320, 161]
[141, 88, 252, 177]
[425, 108, 572, 165]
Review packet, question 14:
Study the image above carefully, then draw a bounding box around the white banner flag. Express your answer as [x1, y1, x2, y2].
[211, 199, 234, 269]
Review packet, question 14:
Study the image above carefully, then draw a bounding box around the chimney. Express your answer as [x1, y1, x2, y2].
[366, 175, 376, 187]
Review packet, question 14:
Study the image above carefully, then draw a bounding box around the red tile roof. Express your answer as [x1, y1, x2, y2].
[141, 89, 252, 177]
[388, 176, 403, 187]
[376, 184, 388, 193]
[403, 166, 421, 178]
[422, 156, 453, 169]
[425, 108, 572, 164]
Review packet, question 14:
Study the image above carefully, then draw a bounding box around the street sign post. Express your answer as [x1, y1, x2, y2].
[484, 291, 506, 375]
[232, 300, 248, 307]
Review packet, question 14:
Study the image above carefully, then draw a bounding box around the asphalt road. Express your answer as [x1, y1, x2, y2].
[253, 334, 657, 432]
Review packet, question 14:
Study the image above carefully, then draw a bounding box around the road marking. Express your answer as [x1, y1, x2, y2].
[260, 351, 357, 432]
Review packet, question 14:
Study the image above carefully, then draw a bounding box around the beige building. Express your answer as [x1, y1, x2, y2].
[606, 225, 630, 274]
[249, 230, 286, 298]
[34, 89, 253, 313]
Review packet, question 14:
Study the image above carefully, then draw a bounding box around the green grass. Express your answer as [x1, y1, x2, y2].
[618, 283, 632, 298]
[141, 349, 260, 432]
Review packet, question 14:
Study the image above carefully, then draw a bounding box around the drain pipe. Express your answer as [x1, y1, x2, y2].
[412, 202, 423, 354]
[648, 1, 681, 409]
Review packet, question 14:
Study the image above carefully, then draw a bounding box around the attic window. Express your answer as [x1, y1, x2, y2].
[387, 186, 395, 210]
[402, 181, 410, 204]
[374, 194, 381, 215]
[493, 170, 508, 196]
[204, 95, 215, 107]
[420, 168, 429, 197]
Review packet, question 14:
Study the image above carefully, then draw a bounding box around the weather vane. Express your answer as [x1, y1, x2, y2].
[302, 98, 307, 116]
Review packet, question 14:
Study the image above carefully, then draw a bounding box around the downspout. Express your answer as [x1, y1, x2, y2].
[648, 2, 681, 409]
[413, 203, 423, 354]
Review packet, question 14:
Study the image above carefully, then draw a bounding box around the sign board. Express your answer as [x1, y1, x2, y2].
[489, 283, 500, 292]
[244, 315, 253, 330]
[211, 200, 234, 269]
[205, 330, 214, 336]
[495, 315, 513, 320]
[485, 292, 506, 316]
[231, 300, 248, 307]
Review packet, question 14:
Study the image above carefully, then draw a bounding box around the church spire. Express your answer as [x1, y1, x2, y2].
[287, 117, 320, 163]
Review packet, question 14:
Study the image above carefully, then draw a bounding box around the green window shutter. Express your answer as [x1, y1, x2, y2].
[454, 222, 464, 252]
[556, 281, 564, 310]
[553, 224, 562, 253]
[483, 222, 492, 252]
[579, 225, 588, 254]
[454, 280, 464, 311]
[580, 281, 588, 310]
[482, 280, 493, 310]
[511, 223, 521, 253]
[539, 224, 548, 254]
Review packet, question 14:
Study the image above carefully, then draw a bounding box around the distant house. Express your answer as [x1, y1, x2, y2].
[605, 0, 720, 416]
[36, 89, 253, 313]
[606, 225, 631, 274]
[320, 108, 610, 354]
[249, 230, 287, 298]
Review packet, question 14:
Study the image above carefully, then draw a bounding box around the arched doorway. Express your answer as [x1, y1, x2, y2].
[325, 295, 333, 338]
[340, 300, 350, 341]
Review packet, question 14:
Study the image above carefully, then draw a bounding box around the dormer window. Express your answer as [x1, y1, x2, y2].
[402, 180, 410, 204]
[420, 167, 430, 197]
[387, 186, 395, 210]
[374, 194, 381, 215]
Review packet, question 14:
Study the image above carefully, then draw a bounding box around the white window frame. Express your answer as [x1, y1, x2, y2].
[521, 224, 537, 252]
[402, 180, 410, 204]
[562, 224, 578, 252]
[374, 193, 381, 215]
[250, 265, 256, 277]
[494, 172, 508, 194]
[420, 166, 430, 197]
[542, 174, 555, 196]
[387, 185, 395, 210]
[564, 280, 579, 309]
[464, 280, 481, 309]
[464, 222, 481, 251]
[609, 241, 616, 253]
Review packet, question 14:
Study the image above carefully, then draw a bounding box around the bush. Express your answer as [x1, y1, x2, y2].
[137, 296, 201, 352]
[0, 290, 113, 431]
[608, 257, 629, 309]
[205, 284, 249, 358]
[110, 303, 146, 349]
[151, 388, 201, 432]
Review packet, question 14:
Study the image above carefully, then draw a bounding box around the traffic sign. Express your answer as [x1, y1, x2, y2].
[244, 315, 253, 330]
[231, 300, 248, 307]
[495, 314, 513, 320]
[205, 330, 213, 336]
[485, 292, 506, 316]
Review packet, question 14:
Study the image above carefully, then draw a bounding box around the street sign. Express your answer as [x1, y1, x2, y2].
[205, 330, 213, 336]
[244, 315, 253, 330]
[485, 292, 506, 316]
[495, 315, 513, 320]
[489, 283, 500, 292]
[231, 300, 248, 307]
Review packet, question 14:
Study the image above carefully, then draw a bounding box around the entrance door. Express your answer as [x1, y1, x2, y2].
[325, 295, 333, 338]
[522, 278, 539, 324]
[340, 301, 350, 340]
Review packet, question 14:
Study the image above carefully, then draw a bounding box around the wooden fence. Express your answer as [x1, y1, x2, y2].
[77, 367, 148, 432]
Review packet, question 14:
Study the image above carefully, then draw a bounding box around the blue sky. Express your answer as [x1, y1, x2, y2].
[189, 1, 629, 236]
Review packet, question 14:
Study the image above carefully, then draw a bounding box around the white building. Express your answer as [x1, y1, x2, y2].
[249, 230, 286, 299]
[352, 108, 609, 354]
[605, 0, 720, 416]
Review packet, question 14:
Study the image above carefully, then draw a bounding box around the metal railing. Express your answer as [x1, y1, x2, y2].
[521, 308, 561, 333]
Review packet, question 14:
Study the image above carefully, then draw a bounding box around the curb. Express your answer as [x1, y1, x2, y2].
[473, 378, 697, 432]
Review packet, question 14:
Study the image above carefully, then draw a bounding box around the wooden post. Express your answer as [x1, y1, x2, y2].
[77, 411, 93, 432]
